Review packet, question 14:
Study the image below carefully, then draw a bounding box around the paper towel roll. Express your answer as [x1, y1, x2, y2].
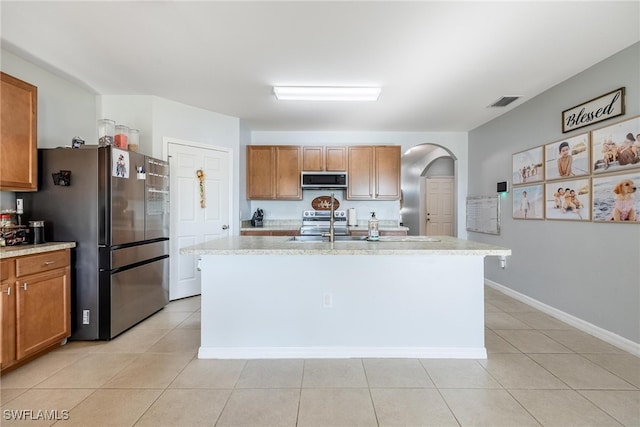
[347, 208, 357, 226]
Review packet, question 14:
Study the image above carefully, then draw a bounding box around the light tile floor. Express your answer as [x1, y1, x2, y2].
[1, 286, 638, 426]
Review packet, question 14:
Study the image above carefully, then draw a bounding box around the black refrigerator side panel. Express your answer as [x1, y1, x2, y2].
[20, 147, 101, 340]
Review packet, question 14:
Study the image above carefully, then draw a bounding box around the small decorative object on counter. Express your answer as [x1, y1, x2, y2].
[251, 208, 264, 227]
[114, 125, 129, 149]
[196, 169, 206, 208]
[368, 211, 379, 241]
[98, 119, 115, 146]
[71, 136, 85, 148]
[129, 129, 140, 152]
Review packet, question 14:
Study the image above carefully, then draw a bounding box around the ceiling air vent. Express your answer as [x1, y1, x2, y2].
[488, 96, 520, 108]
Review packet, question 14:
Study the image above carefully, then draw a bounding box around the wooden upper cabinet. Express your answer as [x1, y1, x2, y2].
[325, 147, 347, 171]
[374, 146, 401, 200]
[275, 146, 302, 199]
[347, 145, 400, 200]
[246, 146, 302, 200]
[347, 146, 374, 199]
[246, 146, 275, 199]
[302, 146, 346, 171]
[302, 146, 324, 171]
[0, 72, 37, 191]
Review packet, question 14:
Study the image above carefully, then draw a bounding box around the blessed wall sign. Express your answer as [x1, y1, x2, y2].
[562, 87, 625, 133]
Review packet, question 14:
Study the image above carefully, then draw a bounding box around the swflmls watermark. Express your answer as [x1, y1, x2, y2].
[3, 409, 70, 421]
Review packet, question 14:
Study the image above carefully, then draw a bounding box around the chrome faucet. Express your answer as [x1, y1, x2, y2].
[322, 192, 336, 242]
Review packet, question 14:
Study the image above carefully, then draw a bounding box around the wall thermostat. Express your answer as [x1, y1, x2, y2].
[497, 181, 509, 193]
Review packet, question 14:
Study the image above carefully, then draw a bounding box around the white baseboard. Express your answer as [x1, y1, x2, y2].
[485, 279, 640, 357]
[199, 346, 487, 360]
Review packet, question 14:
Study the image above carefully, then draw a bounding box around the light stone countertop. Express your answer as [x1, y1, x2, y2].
[0, 242, 76, 259]
[181, 235, 510, 256]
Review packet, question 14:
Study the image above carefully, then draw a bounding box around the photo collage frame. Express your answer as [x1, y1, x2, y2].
[512, 115, 640, 223]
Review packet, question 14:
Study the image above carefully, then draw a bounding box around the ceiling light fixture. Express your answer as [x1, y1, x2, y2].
[273, 86, 381, 101]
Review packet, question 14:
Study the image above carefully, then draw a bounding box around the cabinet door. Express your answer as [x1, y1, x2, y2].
[275, 146, 302, 199]
[0, 72, 37, 191]
[16, 267, 70, 360]
[1, 259, 16, 369]
[375, 146, 401, 200]
[1, 281, 16, 369]
[325, 147, 347, 171]
[347, 146, 374, 200]
[247, 146, 275, 199]
[302, 146, 324, 171]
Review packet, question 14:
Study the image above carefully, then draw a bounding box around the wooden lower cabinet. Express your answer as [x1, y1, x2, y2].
[241, 230, 300, 236]
[1, 260, 16, 369]
[350, 230, 408, 237]
[1, 250, 71, 373]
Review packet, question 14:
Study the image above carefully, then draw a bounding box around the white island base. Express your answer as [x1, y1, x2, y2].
[197, 253, 488, 359]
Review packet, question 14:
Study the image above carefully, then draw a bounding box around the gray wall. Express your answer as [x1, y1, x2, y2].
[1, 48, 97, 211]
[468, 43, 640, 344]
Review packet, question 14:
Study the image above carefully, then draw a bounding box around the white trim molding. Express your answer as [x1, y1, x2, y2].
[199, 346, 487, 360]
[485, 279, 640, 357]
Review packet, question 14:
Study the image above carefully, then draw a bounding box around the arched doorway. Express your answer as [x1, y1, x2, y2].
[401, 144, 457, 236]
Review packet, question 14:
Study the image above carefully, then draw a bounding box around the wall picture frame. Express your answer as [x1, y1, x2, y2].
[592, 171, 640, 222]
[545, 133, 590, 181]
[512, 184, 544, 220]
[512, 146, 544, 185]
[545, 178, 591, 221]
[591, 115, 640, 174]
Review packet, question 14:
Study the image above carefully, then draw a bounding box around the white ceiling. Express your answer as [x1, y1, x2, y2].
[2, 1, 639, 132]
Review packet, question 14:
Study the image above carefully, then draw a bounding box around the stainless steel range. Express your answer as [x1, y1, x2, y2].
[300, 210, 348, 236]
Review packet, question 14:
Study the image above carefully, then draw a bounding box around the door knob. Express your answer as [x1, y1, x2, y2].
[222, 225, 229, 230]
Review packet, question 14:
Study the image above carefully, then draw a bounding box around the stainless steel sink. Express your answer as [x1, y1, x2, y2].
[287, 235, 368, 242]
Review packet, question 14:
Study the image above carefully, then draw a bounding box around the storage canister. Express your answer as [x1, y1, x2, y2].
[114, 125, 129, 149]
[128, 129, 140, 152]
[29, 220, 45, 245]
[97, 119, 115, 146]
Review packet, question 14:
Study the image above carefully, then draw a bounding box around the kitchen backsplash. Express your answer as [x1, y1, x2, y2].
[246, 189, 401, 223]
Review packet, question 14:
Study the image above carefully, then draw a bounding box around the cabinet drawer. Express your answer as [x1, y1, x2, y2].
[15, 250, 69, 277]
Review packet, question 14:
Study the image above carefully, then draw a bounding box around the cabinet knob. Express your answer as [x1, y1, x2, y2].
[21, 283, 27, 291]
[2, 287, 10, 296]
[44, 261, 55, 265]
[222, 225, 229, 230]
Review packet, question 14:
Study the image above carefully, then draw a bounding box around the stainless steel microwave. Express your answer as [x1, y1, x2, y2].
[301, 172, 348, 189]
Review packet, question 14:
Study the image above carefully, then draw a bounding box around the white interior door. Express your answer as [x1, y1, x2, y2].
[167, 140, 231, 300]
[424, 177, 455, 236]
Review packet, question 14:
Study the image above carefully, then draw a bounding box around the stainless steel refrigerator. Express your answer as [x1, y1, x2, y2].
[21, 146, 169, 340]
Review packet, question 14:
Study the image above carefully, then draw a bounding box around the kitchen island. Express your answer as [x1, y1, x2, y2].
[181, 236, 510, 359]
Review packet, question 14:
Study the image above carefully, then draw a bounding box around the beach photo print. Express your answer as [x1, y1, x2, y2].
[512, 146, 544, 185]
[591, 115, 640, 174]
[545, 178, 591, 221]
[545, 133, 590, 180]
[513, 184, 543, 220]
[593, 171, 640, 222]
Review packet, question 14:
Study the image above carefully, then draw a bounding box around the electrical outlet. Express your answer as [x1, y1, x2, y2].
[82, 310, 90, 324]
[323, 293, 333, 308]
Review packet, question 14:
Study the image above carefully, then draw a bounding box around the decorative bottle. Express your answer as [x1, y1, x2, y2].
[368, 212, 379, 241]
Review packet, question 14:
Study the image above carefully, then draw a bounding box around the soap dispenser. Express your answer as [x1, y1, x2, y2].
[368, 212, 379, 241]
